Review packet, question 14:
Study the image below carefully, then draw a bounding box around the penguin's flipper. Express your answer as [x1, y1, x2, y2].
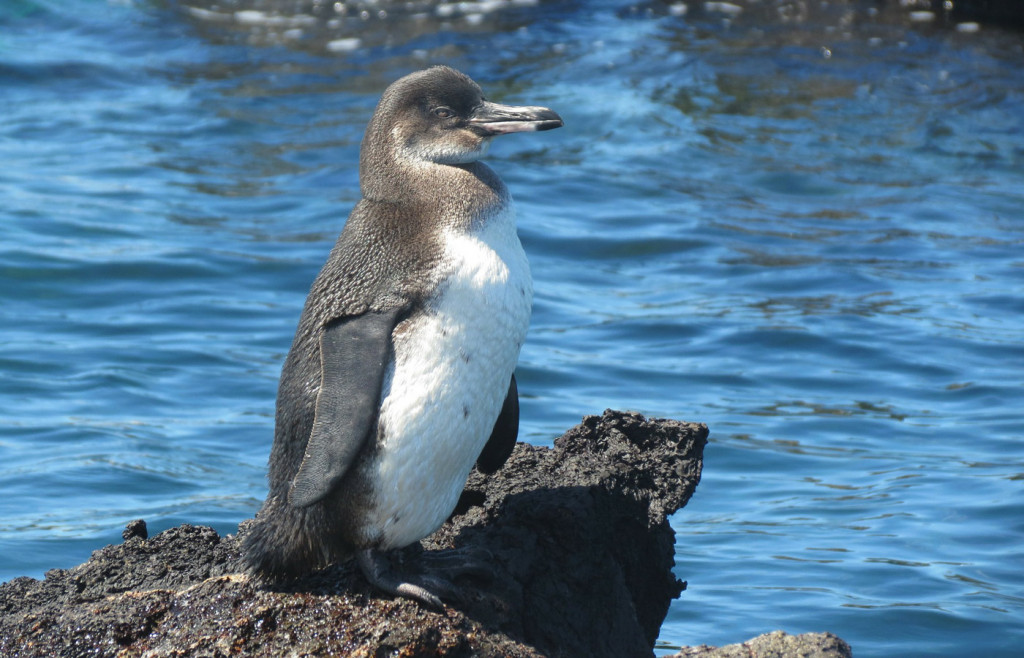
[475, 373, 519, 474]
[288, 307, 403, 508]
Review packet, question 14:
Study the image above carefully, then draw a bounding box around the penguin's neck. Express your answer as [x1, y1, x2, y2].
[361, 150, 510, 233]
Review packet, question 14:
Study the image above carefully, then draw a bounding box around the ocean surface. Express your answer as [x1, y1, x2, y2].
[2, 0, 1022, 655]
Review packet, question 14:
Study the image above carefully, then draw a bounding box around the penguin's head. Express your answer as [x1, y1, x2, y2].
[364, 66, 563, 169]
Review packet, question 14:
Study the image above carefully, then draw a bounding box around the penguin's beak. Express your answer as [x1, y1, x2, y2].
[468, 101, 563, 135]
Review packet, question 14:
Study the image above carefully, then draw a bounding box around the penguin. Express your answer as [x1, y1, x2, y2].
[242, 66, 563, 607]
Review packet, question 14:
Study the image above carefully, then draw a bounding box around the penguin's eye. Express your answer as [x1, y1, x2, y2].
[432, 107, 455, 119]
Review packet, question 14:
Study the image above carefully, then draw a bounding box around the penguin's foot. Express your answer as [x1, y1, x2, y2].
[355, 547, 495, 609]
[357, 548, 449, 608]
[417, 545, 496, 581]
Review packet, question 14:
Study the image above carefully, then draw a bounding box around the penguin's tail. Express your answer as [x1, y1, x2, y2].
[240, 495, 333, 578]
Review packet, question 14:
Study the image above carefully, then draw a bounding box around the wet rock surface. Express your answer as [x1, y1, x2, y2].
[670, 630, 854, 658]
[2, 410, 710, 658]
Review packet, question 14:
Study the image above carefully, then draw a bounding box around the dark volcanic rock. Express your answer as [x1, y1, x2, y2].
[0, 410, 707, 658]
[671, 630, 853, 658]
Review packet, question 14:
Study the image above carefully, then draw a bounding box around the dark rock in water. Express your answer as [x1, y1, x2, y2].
[121, 518, 148, 541]
[0, 410, 708, 658]
[670, 630, 853, 658]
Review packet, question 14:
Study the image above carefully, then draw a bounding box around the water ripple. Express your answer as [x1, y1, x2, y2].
[3, 2, 1024, 656]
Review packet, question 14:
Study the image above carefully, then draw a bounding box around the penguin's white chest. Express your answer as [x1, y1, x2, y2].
[363, 207, 532, 549]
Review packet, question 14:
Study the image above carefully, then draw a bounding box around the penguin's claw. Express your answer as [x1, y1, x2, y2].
[393, 581, 444, 609]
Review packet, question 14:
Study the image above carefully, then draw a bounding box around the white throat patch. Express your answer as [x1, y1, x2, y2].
[393, 125, 493, 165]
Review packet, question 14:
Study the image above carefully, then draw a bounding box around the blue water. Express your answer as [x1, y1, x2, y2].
[2, 1, 1023, 655]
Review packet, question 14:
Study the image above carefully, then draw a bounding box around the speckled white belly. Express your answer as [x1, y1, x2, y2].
[362, 207, 532, 549]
